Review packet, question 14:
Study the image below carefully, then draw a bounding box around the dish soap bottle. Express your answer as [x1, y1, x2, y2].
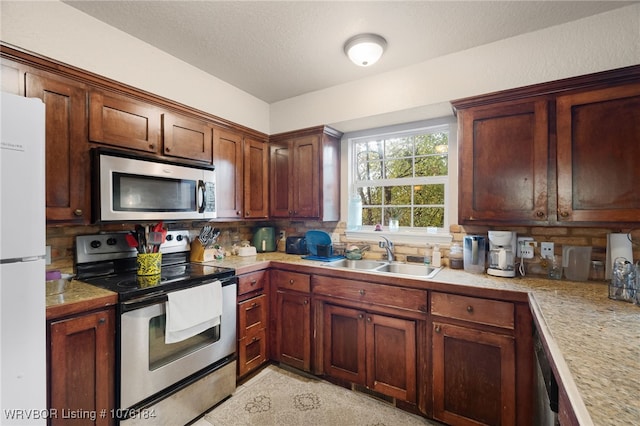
[432, 244, 442, 268]
[346, 188, 362, 231]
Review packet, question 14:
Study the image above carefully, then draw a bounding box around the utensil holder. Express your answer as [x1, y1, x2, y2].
[190, 239, 216, 262]
[137, 253, 162, 276]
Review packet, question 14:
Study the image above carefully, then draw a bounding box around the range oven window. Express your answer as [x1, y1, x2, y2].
[113, 172, 196, 212]
[148, 314, 221, 371]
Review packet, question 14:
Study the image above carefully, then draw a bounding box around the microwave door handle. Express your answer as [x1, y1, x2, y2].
[197, 180, 205, 213]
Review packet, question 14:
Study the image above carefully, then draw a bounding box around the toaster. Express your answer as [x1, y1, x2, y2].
[286, 236, 308, 255]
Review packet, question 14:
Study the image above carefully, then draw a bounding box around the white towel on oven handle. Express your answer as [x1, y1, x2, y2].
[165, 280, 222, 344]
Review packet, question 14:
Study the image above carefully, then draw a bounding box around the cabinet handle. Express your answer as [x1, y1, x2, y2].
[367, 316, 372, 323]
[165, 147, 171, 152]
[289, 279, 295, 285]
[73, 209, 83, 216]
[98, 317, 106, 325]
[303, 299, 309, 305]
[149, 144, 155, 150]
[245, 211, 251, 216]
[250, 279, 258, 286]
[359, 289, 365, 296]
[248, 302, 258, 310]
[237, 211, 242, 216]
[466, 305, 474, 313]
[434, 325, 441, 333]
[536, 211, 545, 218]
[358, 313, 364, 320]
[288, 210, 293, 215]
[560, 211, 570, 218]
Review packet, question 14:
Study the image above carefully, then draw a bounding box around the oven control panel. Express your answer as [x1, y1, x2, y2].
[76, 230, 191, 264]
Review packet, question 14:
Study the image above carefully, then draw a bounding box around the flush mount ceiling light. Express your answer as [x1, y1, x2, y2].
[344, 33, 387, 67]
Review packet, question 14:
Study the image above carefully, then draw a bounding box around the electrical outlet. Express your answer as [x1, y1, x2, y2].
[517, 237, 535, 259]
[541, 242, 554, 259]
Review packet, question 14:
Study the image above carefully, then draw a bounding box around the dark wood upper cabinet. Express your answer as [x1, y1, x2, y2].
[89, 90, 161, 153]
[162, 112, 212, 163]
[26, 72, 91, 224]
[556, 82, 640, 223]
[458, 98, 549, 224]
[453, 65, 640, 226]
[269, 125, 341, 221]
[243, 137, 269, 219]
[213, 128, 244, 219]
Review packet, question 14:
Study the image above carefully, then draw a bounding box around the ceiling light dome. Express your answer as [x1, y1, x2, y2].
[344, 33, 387, 67]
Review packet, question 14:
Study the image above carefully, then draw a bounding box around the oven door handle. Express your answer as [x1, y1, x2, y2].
[121, 291, 168, 313]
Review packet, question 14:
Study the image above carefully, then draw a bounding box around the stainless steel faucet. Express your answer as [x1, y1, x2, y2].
[379, 236, 394, 261]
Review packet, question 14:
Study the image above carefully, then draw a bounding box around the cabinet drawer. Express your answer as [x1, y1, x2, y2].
[238, 270, 268, 296]
[274, 270, 311, 293]
[238, 327, 267, 377]
[431, 292, 514, 329]
[313, 276, 427, 313]
[238, 294, 267, 339]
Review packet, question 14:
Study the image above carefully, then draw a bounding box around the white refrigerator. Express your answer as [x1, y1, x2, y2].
[0, 92, 46, 425]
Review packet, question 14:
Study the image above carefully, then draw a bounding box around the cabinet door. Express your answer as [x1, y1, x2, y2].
[89, 90, 161, 153]
[556, 83, 640, 223]
[432, 322, 515, 426]
[243, 137, 269, 218]
[213, 128, 243, 218]
[291, 135, 320, 218]
[366, 314, 416, 402]
[49, 309, 115, 426]
[275, 291, 311, 371]
[238, 294, 268, 340]
[269, 142, 292, 217]
[162, 112, 212, 163]
[458, 99, 549, 224]
[26, 72, 90, 224]
[323, 304, 366, 385]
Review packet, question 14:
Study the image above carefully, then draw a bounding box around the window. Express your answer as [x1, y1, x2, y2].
[347, 120, 454, 236]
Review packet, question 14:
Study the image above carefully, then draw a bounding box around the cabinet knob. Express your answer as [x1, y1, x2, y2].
[250, 279, 257, 286]
[359, 289, 365, 296]
[250, 302, 258, 309]
[560, 211, 570, 218]
[251, 336, 258, 343]
[536, 211, 545, 218]
[73, 209, 83, 216]
[149, 144, 155, 150]
[358, 313, 364, 320]
[165, 147, 171, 152]
[98, 317, 106, 325]
[237, 211, 242, 216]
[245, 211, 251, 216]
[289, 279, 295, 285]
[303, 299, 309, 305]
[434, 325, 441, 333]
[466, 305, 474, 313]
[366, 316, 372, 323]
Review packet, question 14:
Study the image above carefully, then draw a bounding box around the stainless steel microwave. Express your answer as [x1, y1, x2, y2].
[93, 149, 216, 222]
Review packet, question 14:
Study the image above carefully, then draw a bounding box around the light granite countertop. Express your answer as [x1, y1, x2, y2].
[202, 252, 640, 426]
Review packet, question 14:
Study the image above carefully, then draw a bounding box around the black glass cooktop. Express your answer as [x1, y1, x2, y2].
[80, 262, 235, 301]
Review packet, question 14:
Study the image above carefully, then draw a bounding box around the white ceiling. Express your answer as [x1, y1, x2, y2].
[63, 1, 634, 104]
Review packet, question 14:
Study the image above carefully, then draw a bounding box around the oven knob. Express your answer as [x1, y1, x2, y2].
[106, 238, 117, 246]
[176, 234, 183, 241]
[165, 234, 173, 241]
[90, 240, 101, 249]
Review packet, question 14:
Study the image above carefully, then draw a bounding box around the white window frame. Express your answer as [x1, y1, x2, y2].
[341, 117, 457, 246]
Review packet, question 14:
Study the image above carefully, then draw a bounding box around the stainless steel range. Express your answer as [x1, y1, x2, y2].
[76, 230, 237, 425]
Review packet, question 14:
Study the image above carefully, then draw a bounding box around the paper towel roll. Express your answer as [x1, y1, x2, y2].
[606, 233, 633, 279]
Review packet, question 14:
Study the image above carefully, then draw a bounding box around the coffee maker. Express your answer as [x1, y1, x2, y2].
[487, 231, 517, 277]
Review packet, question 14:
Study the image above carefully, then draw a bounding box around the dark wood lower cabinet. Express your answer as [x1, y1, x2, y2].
[323, 304, 417, 403]
[432, 321, 516, 426]
[275, 290, 311, 372]
[48, 308, 115, 426]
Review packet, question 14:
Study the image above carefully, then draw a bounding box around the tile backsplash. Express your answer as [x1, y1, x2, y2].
[47, 220, 639, 278]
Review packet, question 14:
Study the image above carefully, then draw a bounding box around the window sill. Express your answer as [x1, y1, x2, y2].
[345, 229, 453, 246]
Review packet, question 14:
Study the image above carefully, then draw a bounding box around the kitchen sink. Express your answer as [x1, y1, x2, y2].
[324, 259, 387, 270]
[324, 259, 442, 279]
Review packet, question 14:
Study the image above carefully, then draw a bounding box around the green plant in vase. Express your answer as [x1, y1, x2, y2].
[387, 207, 401, 232]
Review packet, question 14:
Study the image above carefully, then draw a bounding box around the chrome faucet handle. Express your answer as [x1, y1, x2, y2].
[379, 236, 394, 261]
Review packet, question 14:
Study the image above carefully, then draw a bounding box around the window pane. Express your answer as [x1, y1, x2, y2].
[384, 186, 412, 205]
[362, 207, 381, 226]
[413, 207, 445, 227]
[415, 154, 448, 176]
[385, 159, 412, 178]
[414, 184, 445, 204]
[361, 186, 382, 205]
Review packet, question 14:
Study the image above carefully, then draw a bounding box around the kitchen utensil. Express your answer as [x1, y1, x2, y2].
[148, 232, 164, 252]
[304, 230, 332, 256]
[463, 235, 486, 274]
[126, 233, 139, 249]
[562, 245, 592, 281]
[136, 225, 147, 253]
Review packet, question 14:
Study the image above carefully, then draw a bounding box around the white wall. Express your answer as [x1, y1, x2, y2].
[271, 3, 640, 133]
[1, 2, 639, 135]
[0, 1, 271, 134]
